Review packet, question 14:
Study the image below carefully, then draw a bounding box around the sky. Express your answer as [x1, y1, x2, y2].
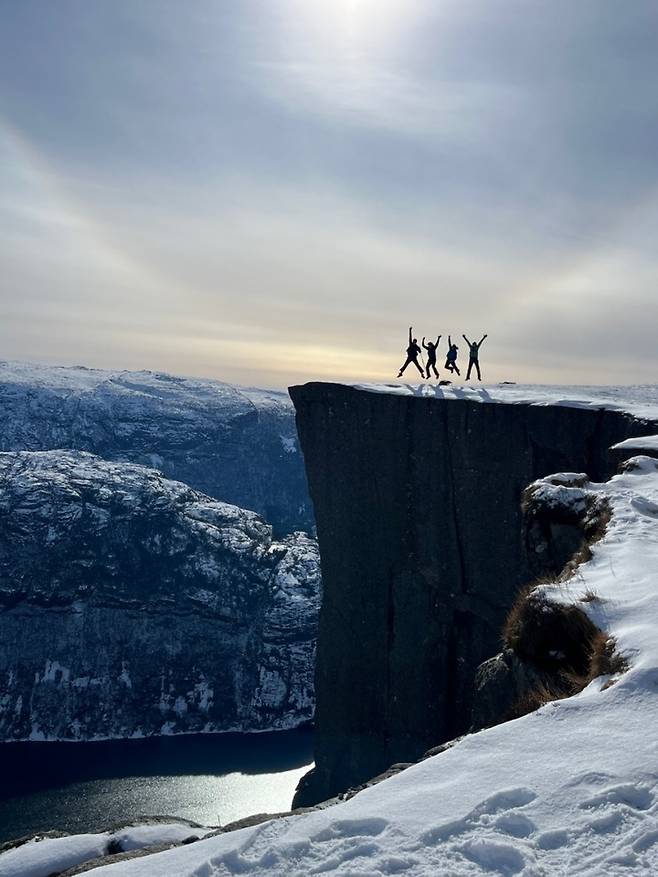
[1, 0, 658, 388]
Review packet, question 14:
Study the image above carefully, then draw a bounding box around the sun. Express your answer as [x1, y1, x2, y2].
[290, 0, 417, 56]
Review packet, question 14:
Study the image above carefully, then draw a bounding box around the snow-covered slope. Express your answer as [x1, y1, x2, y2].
[0, 820, 211, 877]
[0, 361, 312, 535]
[66, 449, 658, 876]
[0, 451, 320, 740]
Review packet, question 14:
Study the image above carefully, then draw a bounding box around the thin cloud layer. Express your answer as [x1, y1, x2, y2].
[1, 1, 657, 386]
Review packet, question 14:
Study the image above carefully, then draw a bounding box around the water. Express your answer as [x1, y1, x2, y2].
[0, 728, 314, 843]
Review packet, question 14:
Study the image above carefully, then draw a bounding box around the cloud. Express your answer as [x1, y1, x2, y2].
[2, 1, 658, 386]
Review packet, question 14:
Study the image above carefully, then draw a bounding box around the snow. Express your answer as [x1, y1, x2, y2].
[72, 450, 658, 876]
[354, 382, 658, 423]
[0, 834, 107, 877]
[613, 435, 658, 453]
[0, 823, 209, 877]
[0, 360, 292, 416]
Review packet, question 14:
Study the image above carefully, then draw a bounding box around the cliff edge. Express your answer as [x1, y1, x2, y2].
[289, 382, 653, 806]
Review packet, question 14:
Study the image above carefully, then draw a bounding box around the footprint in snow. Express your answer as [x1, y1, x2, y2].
[458, 838, 526, 876]
[469, 788, 537, 818]
[632, 828, 658, 853]
[535, 829, 569, 850]
[494, 812, 536, 838]
[588, 811, 625, 834]
[310, 817, 389, 843]
[630, 495, 658, 517]
[579, 783, 654, 812]
[308, 840, 383, 874]
[420, 788, 537, 846]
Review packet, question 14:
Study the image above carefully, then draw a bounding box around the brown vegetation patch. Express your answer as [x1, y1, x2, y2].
[506, 680, 567, 719]
[504, 586, 599, 676]
[504, 585, 628, 720]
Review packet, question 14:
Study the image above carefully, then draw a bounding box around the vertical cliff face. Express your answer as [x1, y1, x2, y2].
[290, 383, 649, 806]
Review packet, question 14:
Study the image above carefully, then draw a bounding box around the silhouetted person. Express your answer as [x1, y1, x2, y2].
[422, 335, 441, 379]
[397, 327, 424, 378]
[444, 336, 460, 376]
[463, 334, 487, 380]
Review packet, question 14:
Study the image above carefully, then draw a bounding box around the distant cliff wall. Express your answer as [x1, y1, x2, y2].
[0, 451, 320, 741]
[290, 383, 650, 806]
[0, 366, 312, 536]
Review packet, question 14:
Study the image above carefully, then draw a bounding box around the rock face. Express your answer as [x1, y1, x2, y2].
[470, 649, 547, 731]
[289, 382, 650, 806]
[0, 362, 312, 536]
[0, 450, 320, 741]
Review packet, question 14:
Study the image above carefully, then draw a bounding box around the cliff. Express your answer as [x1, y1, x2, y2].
[0, 362, 312, 536]
[0, 451, 320, 740]
[289, 382, 653, 805]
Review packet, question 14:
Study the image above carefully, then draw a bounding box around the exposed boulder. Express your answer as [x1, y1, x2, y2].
[471, 649, 548, 731]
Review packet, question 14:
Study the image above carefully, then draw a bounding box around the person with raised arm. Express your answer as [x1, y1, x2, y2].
[463, 333, 488, 381]
[444, 336, 460, 376]
[397, 327, 424, 378]
[422, 335, 441, 380]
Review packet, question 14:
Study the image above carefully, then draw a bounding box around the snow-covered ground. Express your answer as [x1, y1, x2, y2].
[355, 382, 658, 422]
[0, 822, 211, 877]
[20, 447, 653, 875]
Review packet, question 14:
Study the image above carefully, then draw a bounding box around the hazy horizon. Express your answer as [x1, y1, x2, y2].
[2, 1, 658, 388]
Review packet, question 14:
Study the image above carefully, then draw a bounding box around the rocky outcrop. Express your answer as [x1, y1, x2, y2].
[0, 450, 320, 740]
[289, 383, 650, 806]
[470, 649, 548, 731]
[0, 363, 312, 536]
[473, 467, 632, 729]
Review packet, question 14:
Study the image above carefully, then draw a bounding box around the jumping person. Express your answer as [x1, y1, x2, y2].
[444, 336, 460, 376]
[422, 335, 441, 380]
[397, 327, 424, 378]
[463, 334, 488, 381]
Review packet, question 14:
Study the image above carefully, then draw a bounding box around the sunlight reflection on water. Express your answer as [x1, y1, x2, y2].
[0, 729, 314, 841]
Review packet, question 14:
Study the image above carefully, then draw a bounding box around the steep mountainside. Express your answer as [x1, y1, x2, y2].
[290, 382, 654, 805]
[0, 362, 312, 536]
[16, 439, 658, 877]
[0, 451, 320, 741]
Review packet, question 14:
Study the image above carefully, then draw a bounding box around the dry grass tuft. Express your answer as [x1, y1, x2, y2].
[588, 631, 628, 679]
[506, 681, 567, 720]
[503, 586, 599, 676]
[504, 587, 628, 721]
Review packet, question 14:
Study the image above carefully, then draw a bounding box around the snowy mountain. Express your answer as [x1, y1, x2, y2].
[6, 434, 657, 877]
[0, 361, 312, 536]
[0, 450, 320, 740]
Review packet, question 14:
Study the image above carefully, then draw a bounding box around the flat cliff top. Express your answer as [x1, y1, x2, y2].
[295, 381, 658, 423]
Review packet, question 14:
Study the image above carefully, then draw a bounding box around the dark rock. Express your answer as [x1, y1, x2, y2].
[58, 844, 177, 876]
[0, 450, 320, 740]
[289, 383, 651, 806]
[522, 474, 611, 581]
[471, 649, 547, 730]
